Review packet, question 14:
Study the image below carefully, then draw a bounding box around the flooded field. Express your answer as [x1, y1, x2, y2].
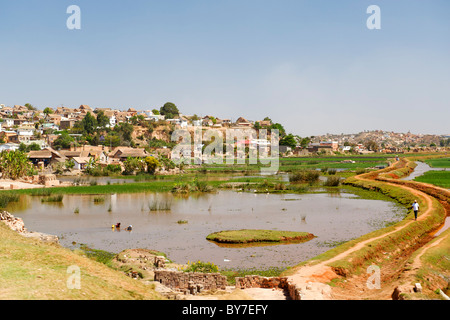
[8, 190, 407, 269]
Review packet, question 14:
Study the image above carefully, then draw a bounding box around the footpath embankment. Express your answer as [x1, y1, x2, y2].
[284, 157, 449, 300]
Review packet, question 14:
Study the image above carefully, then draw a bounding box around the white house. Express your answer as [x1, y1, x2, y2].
[3, 119, 14, 128]
[72, 157, 91, 170]
[109, 115, 116, 127]
[17, 129, 34, 143]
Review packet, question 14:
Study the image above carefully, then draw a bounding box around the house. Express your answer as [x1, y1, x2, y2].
[27, 147, 67, 167]
[72, 157, 92, 170]
[60, 119, 76, 130]
[0, 131, 19, 144]
[3, 119, 14, 128]
[109, 147, 148, 161]
[235, 117, 252, 127]
[78, 105, 92, 112]
[87, 149, 108, 164]
[59, 150, 90, 160]
[17, 129, 34, 144]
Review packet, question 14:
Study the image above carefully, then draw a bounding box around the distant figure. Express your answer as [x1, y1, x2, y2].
[115, 223, 121, 229]
[395, 155, 399, 161]
[126, 225, 132, 231]
[412, 200, 419, 221]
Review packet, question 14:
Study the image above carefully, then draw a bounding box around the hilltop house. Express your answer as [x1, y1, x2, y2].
[235, 117, 253, 127]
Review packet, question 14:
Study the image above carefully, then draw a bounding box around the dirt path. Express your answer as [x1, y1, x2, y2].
[287, 160, 448, 300]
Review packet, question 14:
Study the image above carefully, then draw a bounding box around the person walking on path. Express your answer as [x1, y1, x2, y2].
[412, 200, 419, 221]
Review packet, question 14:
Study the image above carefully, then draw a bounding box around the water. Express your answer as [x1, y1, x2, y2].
[401, 161, 446, 181]
[9, 190, 407, 269]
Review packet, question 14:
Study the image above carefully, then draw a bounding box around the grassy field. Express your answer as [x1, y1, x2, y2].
[414, 171, 450, 188]
[424, 157, 450, 168]
[0, 223, 164, 299]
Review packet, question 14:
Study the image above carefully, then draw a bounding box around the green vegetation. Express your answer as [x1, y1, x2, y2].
[0, 193, 20, 208]
[206, 229, 315, 244]
[424, 157, 450, 168]
[414, 171, 450, 188]
[289, 170, 320, 184]
[40, 194, 64, 203]
[182, 260, 219, 273]
[0, 222, 163, 299]
[0, 150, 35, 180]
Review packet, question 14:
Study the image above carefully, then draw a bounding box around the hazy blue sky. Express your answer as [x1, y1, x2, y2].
[1, 1, 449, 136]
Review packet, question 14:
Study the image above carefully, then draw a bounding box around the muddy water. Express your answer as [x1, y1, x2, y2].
[401, 161, 446, 181]
[9, 190, 406, 269]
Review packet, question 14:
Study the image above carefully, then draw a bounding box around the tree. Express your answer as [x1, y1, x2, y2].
[43, 107, 54, 117]
[279, 134, 297, 149]
[160, 102, 179, 119]
[102, 134, 121, 147]
[145, 156, 160, 174]
[53, 132, 75, 149]
[300, 137, 311, 148]
[364, 140, 379, 152]
[96, 110, 110, 128]
[81, 112, 97, 134]
[0, 150, 35, 180]
[24, 103, 37, 111]
[269, 123, 286, 137]
[123, 157, 145, 175]
[114, 122, 134, 143]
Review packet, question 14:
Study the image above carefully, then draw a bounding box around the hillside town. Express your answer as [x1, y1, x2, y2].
[0, 103, 448, 175]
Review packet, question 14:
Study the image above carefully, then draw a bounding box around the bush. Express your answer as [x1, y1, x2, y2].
[328, 168, 337, 175]
[323, 176, 341, 187]
[289, 170, 320, 184]
[183, 261, 219, 273]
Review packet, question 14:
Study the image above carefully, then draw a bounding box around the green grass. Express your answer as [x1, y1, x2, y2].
[414, 171, 450, 188]
[424, 157, 450, 168]
[40, 194, 64, 203]
[206, 229, 315, 244]
[0, 223, 164, 299]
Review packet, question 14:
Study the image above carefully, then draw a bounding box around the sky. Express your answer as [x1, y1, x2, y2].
[1, 0, 449, 137]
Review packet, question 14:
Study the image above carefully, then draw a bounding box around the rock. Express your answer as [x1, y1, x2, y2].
[0, 210, 59, 244]
[392, 285, 413, 300]
[414, 283, 422, 293]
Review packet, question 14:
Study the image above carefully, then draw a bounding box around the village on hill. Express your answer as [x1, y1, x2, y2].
[0, 102, 448, 177]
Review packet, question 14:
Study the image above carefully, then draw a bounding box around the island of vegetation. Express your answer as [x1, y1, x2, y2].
[206, 229, 316, 245]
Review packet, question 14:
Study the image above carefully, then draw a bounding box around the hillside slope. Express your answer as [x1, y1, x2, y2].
[0, 222, 164, 300]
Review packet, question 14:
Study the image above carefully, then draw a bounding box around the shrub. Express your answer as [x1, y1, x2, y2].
[41, 194, 64, 202]
[183, 261, 219, 273]
[323, 176, 341, 187]
[328, 168, 337, 175]
[289, 170, 320, 184]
